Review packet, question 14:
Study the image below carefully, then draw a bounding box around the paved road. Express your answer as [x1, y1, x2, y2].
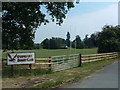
[60, 61, 118, 88]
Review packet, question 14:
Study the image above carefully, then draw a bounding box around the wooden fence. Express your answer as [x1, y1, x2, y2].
[2, 58, 52, 72]
[51, 52, 119, 72]
[2, 52, 119, 74]
[81, 52, 119, 63]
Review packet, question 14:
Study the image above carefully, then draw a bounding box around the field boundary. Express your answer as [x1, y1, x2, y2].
[51, 54, 80, 72]
[2, 52, 119, 75]
[81, 52, 118, 63]
[2, 58, 52, 75]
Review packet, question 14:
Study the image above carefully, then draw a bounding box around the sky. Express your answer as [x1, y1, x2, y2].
[34, 2, 118, 43]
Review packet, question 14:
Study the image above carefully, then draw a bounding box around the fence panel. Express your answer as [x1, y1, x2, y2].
[51, 54, 79, 72]
[81, 52, 119, 63]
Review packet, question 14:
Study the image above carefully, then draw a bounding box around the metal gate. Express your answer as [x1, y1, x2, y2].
[51, 54, 80, 72]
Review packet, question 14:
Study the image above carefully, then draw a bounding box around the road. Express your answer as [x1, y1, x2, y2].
[60, 61, 118, 88]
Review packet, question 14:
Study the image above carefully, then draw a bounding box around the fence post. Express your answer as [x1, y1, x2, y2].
[78, 54, 82, 67]
[29, 64, 32, 74]
[11, 65, 13, 76]
[49, 57, 52, 71]
[29, 64, 32, 69]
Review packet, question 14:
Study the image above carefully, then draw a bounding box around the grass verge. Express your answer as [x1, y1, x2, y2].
[2, 58, 119, 88]
[33, 58, 119, 88]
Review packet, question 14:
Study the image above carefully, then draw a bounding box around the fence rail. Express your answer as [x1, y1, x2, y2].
[81, 52, 118, 63]
[2, 58, 52, 73]
[51, 54, 80, 72]
[2, 52, 119, 75]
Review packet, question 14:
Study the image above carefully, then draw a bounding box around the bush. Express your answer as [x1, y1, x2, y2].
[98, 25, 120, 53]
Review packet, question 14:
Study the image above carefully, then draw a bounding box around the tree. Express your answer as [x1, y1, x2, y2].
[83, 34, 95, 48]
[2, 2, 75, 50]
[66, 32, 71, 47]
[83, 34, 89, 48]
[41, 38, 50, 49]
[41, 37, 66, 49]
[53, 38, 66, 49]
[72, 35, 84, 49]
[33, 43, 42, 49]
[90, 32, 100, 47]
[98, 25, 120, 53]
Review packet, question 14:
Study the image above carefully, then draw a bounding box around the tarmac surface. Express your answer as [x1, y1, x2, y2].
[60, 61, 118, 88]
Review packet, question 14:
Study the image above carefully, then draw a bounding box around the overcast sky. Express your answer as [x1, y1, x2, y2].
[34, 2, 118, 43]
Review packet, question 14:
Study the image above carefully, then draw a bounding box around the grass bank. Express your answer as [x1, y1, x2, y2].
[34, 58, 119, 88]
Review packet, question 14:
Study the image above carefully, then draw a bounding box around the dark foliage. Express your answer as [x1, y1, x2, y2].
[98, 25, 120, 53]
[2, 2, 75, 50]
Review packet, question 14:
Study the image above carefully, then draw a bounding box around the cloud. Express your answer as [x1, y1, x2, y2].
[35, 3, 118, 43]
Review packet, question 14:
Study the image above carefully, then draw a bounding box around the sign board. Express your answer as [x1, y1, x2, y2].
[7, 53, 35, 65]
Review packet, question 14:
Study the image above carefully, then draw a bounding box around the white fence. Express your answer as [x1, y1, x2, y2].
[51, 52, 119, 72]
[51, 54, 80, 72]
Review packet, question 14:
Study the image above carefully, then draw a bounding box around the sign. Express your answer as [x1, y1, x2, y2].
[7, 53, 35, 65]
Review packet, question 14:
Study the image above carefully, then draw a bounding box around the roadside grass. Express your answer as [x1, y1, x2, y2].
[2, 48, 97, 58]
[34, 58, 119, 88]
[3, 57, 118, 88]
[2, 68, 52, 78]
[2, 64, 52, 78]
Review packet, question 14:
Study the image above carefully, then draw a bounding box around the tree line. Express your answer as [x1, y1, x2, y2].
[34, 25, 120, 53]
[36, 31, 98, 49]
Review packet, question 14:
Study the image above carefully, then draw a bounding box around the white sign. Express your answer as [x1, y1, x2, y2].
[7, 53, 35, 65]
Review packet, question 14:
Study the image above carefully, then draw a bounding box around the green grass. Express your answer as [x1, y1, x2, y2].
[2, 49, 117, 88]
[2, 48, 98, 58]
[3, 48, 118, 88]
[34, 58, 119, 88]
[2, 57, 119, 88]
[2, 48, 97, 78]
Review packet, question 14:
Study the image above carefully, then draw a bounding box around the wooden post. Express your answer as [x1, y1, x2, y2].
[78, 54, 82, 67]
[49, 57, 51, 71]
[29, 64, 32, 74]
[29, 64, 32, 69]
[11, 65, 13, 76]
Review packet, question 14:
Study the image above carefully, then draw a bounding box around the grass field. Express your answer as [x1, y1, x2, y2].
[2, 48, 98, 58]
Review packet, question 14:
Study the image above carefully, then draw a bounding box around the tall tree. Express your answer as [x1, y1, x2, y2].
[66, 32, 71, 47]
[83, 34, 89, 48]
[2, 2, 75, 50]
